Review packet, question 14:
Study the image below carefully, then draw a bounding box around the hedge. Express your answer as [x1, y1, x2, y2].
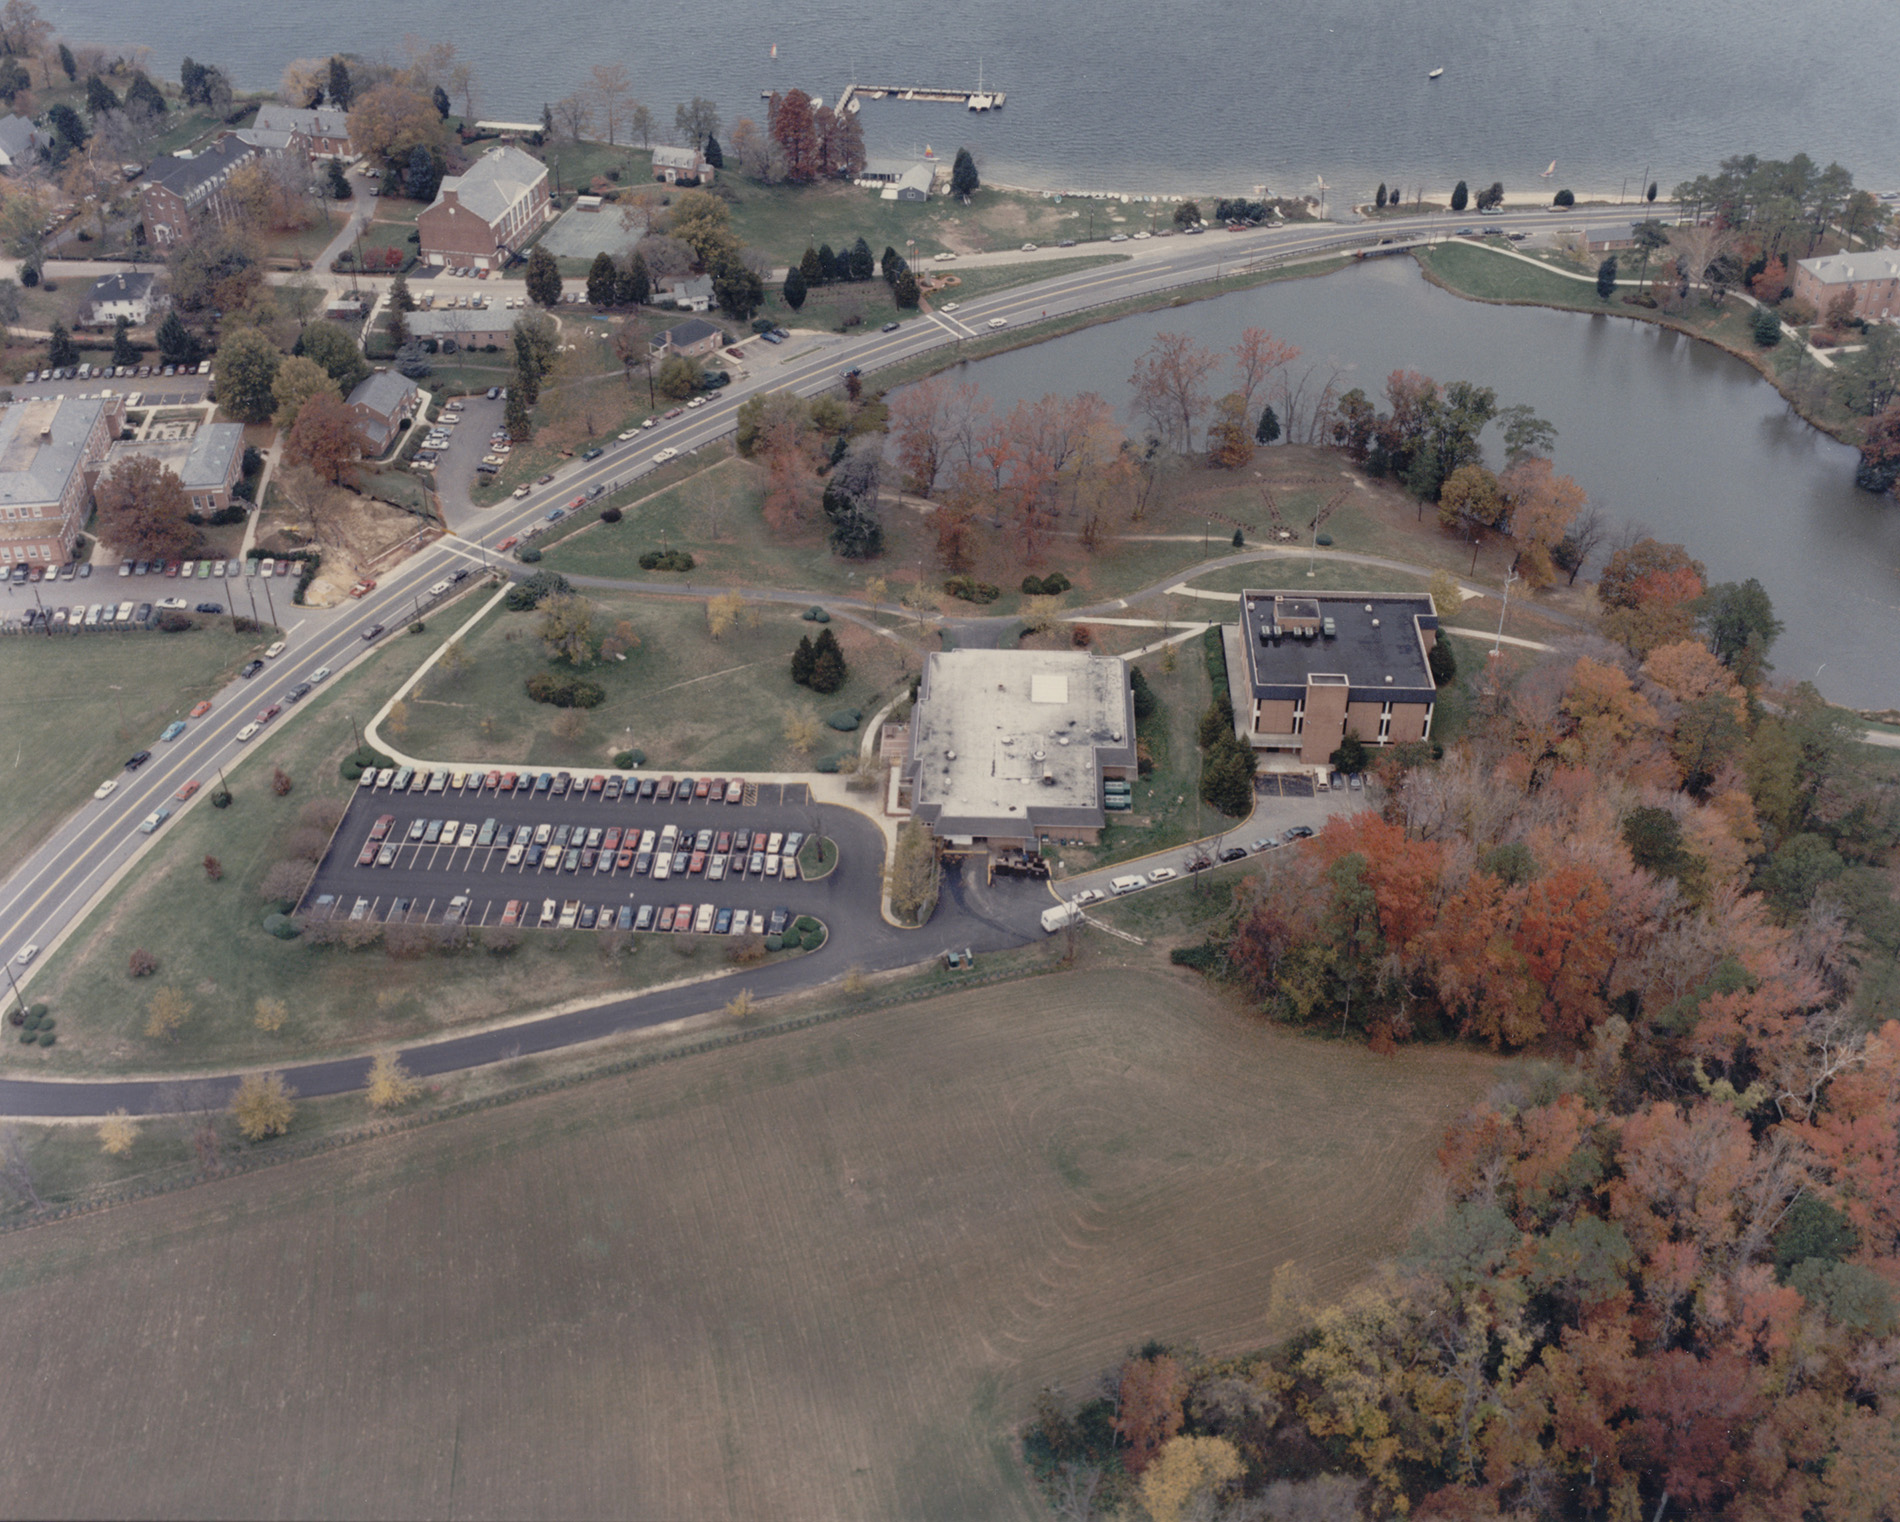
[825, 709, 861, 732]
[526, 670, 605, 708]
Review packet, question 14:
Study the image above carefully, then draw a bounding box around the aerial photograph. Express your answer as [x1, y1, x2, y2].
[1, 0, 1899, 1516]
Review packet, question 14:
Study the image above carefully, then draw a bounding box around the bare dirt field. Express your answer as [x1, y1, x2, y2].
[0, 966, 1496, 1520]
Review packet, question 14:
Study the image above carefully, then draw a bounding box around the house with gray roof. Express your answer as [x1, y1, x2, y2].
[1793, 246, 1900, 323]
[86, 272, 159, 327]
[0, 397, 125, 569]
[655, 273, 714, 312]
[651, 317, 726, 358]
[905, 650, 1137, 855]
[103, 422, 246, 515]
[417, 145, 551, 271]
[139, 134, 270, 247]
[884, 163, 934, 202]
[402, 309, 511, 349]
[346, 372, 419, 454]
[251, 103, 353, 159]
[0, 113, 40, 172]
[651, 144, 714, 184]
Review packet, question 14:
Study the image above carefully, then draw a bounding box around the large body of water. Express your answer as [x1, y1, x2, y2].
[922, 258, 1900, 708]
[63, 0, 1900, 200]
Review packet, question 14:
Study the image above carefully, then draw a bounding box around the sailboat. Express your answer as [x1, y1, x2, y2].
[1540, 160, 1556, 179]
[1428, 67, 1444, 79]
[770, 42, 777, 59]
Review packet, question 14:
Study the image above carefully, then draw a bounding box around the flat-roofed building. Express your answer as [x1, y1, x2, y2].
[906, 650, 1137, 855]
[102, 422, 245, 516]
[1228, 590, 1440, 764]
[0, 396, 125, 568]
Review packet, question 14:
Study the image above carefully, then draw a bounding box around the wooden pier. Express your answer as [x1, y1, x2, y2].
[761, 83, 1005, 113]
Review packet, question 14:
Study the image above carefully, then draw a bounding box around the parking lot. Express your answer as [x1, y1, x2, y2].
[304, 771, 834, 937]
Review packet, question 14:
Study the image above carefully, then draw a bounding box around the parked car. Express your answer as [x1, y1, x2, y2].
[124, 749, 151, 770]
[362, 623, 387, 641]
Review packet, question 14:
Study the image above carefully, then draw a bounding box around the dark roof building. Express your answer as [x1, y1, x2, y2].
[1228, 590, 1441, 765]
[652, 317, 726, 357]
[139, 135, 268, 247]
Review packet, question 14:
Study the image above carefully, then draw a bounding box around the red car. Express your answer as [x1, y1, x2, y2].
[485, 769, 502, 790]
[602, 827, 622, 852]
[369, 813, 396, 841]
[568, 495, 588, 511]
[616, 846, 635, 869]
[357, 843, 378, 867]
[658, 905, 677, 931]
[174, 779, 201, 801]
[694, 777, 712, 799]
[689, 851, 707, 875]
[588, 774, 605, 794]
[349, 578, 377, 598]
[501, 899, 523, 927]
[715, 830, 732, 854]
[675, 900, 693, 930]
[500, 770, 518, 790]
[497, 536, 519, 552]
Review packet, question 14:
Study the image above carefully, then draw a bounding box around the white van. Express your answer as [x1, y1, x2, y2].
[1041, 901, 1085, 933]
[1109, 874, 1149, 896]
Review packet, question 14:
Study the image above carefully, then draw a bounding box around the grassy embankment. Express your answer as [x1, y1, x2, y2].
[0, 623, 272, 879]
[0, 963, 1499, 1521]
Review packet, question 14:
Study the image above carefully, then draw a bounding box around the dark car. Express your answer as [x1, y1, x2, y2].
[362, 623, 386, 641]
[1218, 845, 1249, 863]
[285, 681, 313, 703]
[767, 907, 790, 935]
[198, 602, 225, 615]
[639, 776, 657, 799]
[239, 659, 264, 678]
[581, 446, 603, 461]
[562, 846, 581, 871]
[1283, 825, 1316, 841]
[124, 749, 151, 770]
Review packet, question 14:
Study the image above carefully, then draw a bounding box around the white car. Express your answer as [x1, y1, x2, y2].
[308, 666, 331, 683]
[942, 301, 960, 312]
[156, 596, 188, 611]
[1109, 232, 1129, 243]
[1148, 866, 1179, 882]
[987, 317, 1008, 329]
[513, 484, 531, 497]
[429, 579, 452, 597]
[235, 722, 260, 742]
[686, 396, 706, 409]
[618, 429, 640, 440]
[1072, 888, 1106, 907]
[652, 447, 678, 463]
[264, 640, 285, 659]
[93, 779, 117, 800]
[13, 944, 36, 965]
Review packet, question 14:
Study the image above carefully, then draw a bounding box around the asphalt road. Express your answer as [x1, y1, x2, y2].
[0, 204, 1647, 1114]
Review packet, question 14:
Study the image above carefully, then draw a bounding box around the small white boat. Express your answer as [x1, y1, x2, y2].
[1540, 160, 1557, 179]
[1428, 67, 1445, 79]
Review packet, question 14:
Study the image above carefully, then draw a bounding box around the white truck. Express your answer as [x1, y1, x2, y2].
[1041, 900, 1086, 934]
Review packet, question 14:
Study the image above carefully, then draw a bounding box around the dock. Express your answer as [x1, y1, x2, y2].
[763, 83, 1005, 114]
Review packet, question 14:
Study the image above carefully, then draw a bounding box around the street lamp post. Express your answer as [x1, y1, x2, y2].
[1492, 570, 1519, 656]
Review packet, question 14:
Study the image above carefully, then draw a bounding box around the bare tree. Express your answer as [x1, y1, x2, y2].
[552, 92, 594, 143]
[1128, 331, 1220, 452]
[588, 64, 634, 145]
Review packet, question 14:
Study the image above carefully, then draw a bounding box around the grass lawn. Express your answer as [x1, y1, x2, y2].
[0, 964, 1499, 1521]
[0, 623, 273, 880]
[19, 614, 801, 1076]
[396, 588, 913, 774]
[258, 208, 347, 267]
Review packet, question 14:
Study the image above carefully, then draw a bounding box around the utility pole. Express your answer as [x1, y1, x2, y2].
[1492, 570, 1519, 656]
[260, 572, 278, 629]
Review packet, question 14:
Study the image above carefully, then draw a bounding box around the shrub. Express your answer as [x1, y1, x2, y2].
[157, 611, 191, 633]
[341, 743, 396, 781]
[825, 709, 861, 731]
[505, 570, 571, 611]
[637, 548, 696, 572]
[800, 927, 825, 951]
[271, 766, 293, 796]
[793, 915, 820, 935]
[801, 605, 830, 622]
[526, 670, 605, 708]
[1041, 571, 1072, 593]
[263, 913, 301, 939]
[36, 1031, 53, 1046]
[614, 748, 646, 768]
[129, 949, 158, 977]
[764, 932, 784, 952]
[5, 1005, 19, 1026]
[17, 1030, 31, 1043]
[518, 547, 542, 563]
[1315, 533, 1333, 546]
[211, 790, 233, 808]
[599, 506, 622, 523]
[814, 755, 842, 773]
[1021, 574, 1046, 594]
[34, 1015, 53, 1030]
[943, 576, 1000, 603]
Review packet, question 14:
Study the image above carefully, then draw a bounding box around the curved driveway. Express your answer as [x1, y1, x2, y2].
[0, 206, 1646, 1115]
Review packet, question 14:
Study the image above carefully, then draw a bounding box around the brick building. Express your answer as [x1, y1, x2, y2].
[251, 103, 353, 159]
[102, 423, 245, 516]
[417, 145, 551, 271]
[139, 135, 266, 247]
[0, 397, 125, 569]
[905, 650, 1137, 856]
[346, 373, 419, 455]
[1226, 591, 1440, 765]
[651, 317, 727, 359]
[650, 145, 714, 184]
[1793, 248, 1900, 322]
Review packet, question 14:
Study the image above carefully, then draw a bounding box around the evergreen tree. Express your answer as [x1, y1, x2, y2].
[47, 102, 85, 151]
[1255, 405, 1280, 444]
[541, 102, 555, 138]
[504, 385, 533, 441]
[432, 84, 451, 119]
[893, 268, 920, 309]
[782, 266, 807, 311]
[1231, 527, 1244, 549]
[57, 42, 75, 81]
[513, 331, 542, 407]
[85, 75, 120, 116]
[849, 236, 874, 282]
[326, 159, 352, 200]
[810, 643, 846, 694]
[1646, 180, 1659, 203]
[126, 73, 167, 117]
[1427, 633, 1457, 686]
[525, 245, 562, 307]
[388, 303, 408, 347]
[790, 633, 817, 685]
[710, 257, 763, 322]
[46, 322, 76, 369]
[1553, 187, 1575, 207]
[327, 56, 353, 109]
[1329, 733, 1369, 775]
[1596, 256, 1618, 299]
[404, 144, 441, 203]
[112, 316, 137, 367]
[389, 270, 414, 313]
[881, 246, 900, 284]
[1200, 733, 1256, 816]
[703, 133, 723, 169]
[1129, 665, 1157, 721]
[816, 243, 837, 285]
[950, 146, 979, 198]
[616, 250, 650, 307]
[799, 246, 822, 287]
[1450, 180, 1469, 212]
[1375, 183, 1387, 209]
[586, 250, 618, 306]
[156, 310, 200, 367]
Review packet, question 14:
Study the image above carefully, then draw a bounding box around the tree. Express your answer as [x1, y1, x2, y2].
[145, 985, 191, 1043]
[93, 455, 196, 562]
[675, 95, 721, 150]
[1137, 1436, 1243, 1522]
[270, 354, 338, 430]
[524, 244, 562, 307]
[325, 55, 353, 109]
[585, 249, 618, 308]
[1553, 187, 1575, 207]
[886, 821, 941, 924]
[431, 83, 450, 119]
[347, 82, 446, 172]
[111, 314, 137, 368]
[849, 237, 874, 282]
[46, 101, 84, 151]
[1596, 255, 1618, 299]
[56, 41, 73, 81]
[98, 1110, 137, 1157]
[1130, 331, 1220, 451]
[656, 354, 703, 400]
[711, 255, 764, 322]
[790, 633, 817, 686]
[325, 158, 353, 202]
[703, 132, 723, 169]
[823, 445, 884, 559]
[587, 62, 635, 143]
[403, 142, 442, 202]
[782, 265, 807, 311]
[1375, 182, 1387, 209]
[1450, 180, 1469, 211]
[366, 1051, 421, 1110]
[892, 267, 920, 310]
[537, 592, 598, 665]
[1752, 305, 1783, 346]
[504, 386, 533, 442]
[1206, 392, 1255, 468]
[617, 250, 650, 308]
[767, 88, 817, 180]
[1331, 733, 1369, 775]
[810, 642, 846, 695]
[84, 73, 120, 117]
[1496, 402, 1557, 463]
[1255, 404, 1281, 444]
[231, 1071, 296, 1141]
[44, 320, 75, 369]
[285, 392, 367, 483]
[704, 590, 745, 640]
[1115, 1353, 1189, 1475]
[156, 310, 202, 368]
[951, 146, 980, 198]
[254, 997, 288, 1033]
[216, 328, 282, 423]
[1698, 577, 1782, 681]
